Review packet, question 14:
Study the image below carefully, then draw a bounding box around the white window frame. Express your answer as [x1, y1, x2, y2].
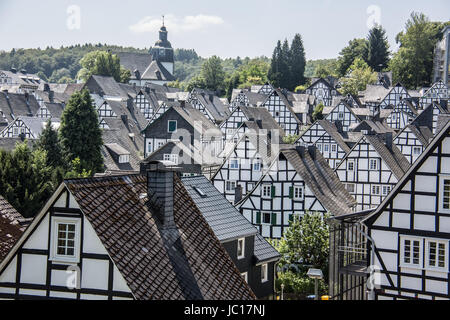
[167, 120, 177, 133]
[369, 159, 379, 170]
[237, 238, 245, 260]
[331, 144, 337, 152]
[262, 184, 272, 199]
[253, 160, 261, 172]
[293, 185, 304, 201]
[382, 185, 391, 196]
[118, 154, 130, 164]
[371, 185, 381, 196]
[262, 212, 272, 225]
[400, 236, 423, 269]
[348, 160, 355, 171]
[425, 239, 448, 272]
[261, 263, 268, 283]
[226, 180, 237, 192]
[50, 217, 81, 264]
[413, 146, 422, 155]
[229, 159, 240, 170]
[439, 175, 450, 213]
[241, 272, 248, 282]
[323, 144, 329, 152]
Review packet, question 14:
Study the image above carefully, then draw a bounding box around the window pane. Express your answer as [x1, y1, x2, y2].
[438, 243, 446, 268]
[413, 241, 420, 265]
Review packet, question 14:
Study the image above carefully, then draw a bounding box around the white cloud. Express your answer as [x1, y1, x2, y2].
[129, 14, 224, 34]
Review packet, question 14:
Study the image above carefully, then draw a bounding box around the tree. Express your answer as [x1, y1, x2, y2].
[268, 40, 283, 88]
[390, 12, 448, 88]
[35, 119, 64, 168]
[271, 212, 330, 298]
[59, 89, 104, 174]
[339, 58, 377, 96]
[279, 39, 292, 89]
[366, 24, 390, 72]
[200, 55, 225, 92]
[312, 103, 325, 122]
[0, 142, 54, 218]
[336, 38, 368, 77]
[77, 50, 130, 83]
[289, 34, 307, 89]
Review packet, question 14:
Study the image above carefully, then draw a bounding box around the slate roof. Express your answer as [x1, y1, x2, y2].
[43, 102, 65, 118]
[231, 90, 268, 107]
[0, 196, 27, 263]
[115, 52, 153, 78]
[0, 138, 32, 152]
[65, 174, 255, 300]
[316, 120, 351, 153]
[83, 75, 129, 98]
[0, 70, 42, 88]
[141, 61, 176, 82]
[181, 175, 258, 241]
[191, 89, 231, 123]
[0, 92, 41, 122]
[358, 85, 391, 104]
[280, 147, 357, 216]
[352, 120, 395, 135]
[163, 105, 222, 136]
[182, 176, 280, 263]
[364, 134, 410, 179]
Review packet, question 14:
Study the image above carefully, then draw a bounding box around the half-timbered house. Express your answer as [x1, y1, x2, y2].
[0, 164, 256, 300]
[419, 80, 448, 109]
[298, 120, 351, 169]
[361, 120, 450, 300]
[260, 88, 301, 136]
[212, 122, 282, 204]
[187, 89, 230, 125]
[335, 134, 410, 211]
[325, 100, 362, 132]
[385, 100, 419, 131]
[182, 175, 280, 299]
[142, 105, 223, 163]
[236, 145, 356, 239]
[305, 78, 341, 106]
[0, 117, 60, 140]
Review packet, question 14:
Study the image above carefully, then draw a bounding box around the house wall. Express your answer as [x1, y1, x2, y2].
[0, 187, 133, 300]
[367, 133, 450, 300]
[394, 127, 424, 164]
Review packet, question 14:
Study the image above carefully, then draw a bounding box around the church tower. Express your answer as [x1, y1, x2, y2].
[150, 17, 174, 75]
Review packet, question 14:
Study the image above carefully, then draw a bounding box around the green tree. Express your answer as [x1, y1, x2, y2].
[268, 40, 283, 88]
[390, 12, 448, 88]
[0, 142, 54, 218]
[77, 50, 130, 83]
[339, 58, 377, 96]
[59, 89, 104, 174]
[289, 34, 307, 89]
[366, 24, 390, 72]
[336, 38, 368, 77]
[200, 55, 225, 92]
[35, 119, 64, 168]
[312, 103, 325, 122]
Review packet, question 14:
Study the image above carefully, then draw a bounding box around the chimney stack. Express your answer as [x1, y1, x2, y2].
[234, 185, 243, 204]
[308, 145, 316, 160]
[134, 69, 141, 80]
[142, 161, 180, 230]
[296, 145, 305, 158]
[48, 91, 54, 103]
[385, 132, 393, 150]
[256, 119, 263, 129]
[43, 83, 50, 92]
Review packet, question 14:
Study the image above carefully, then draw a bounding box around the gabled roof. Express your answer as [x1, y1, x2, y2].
[358, 84, 391, 104]
[115, 52, 153, 78]
[364, 134, 410, 179]
[308, 77, 339, 91]
[0, 92, 41, 122]
[261, 88, 302, 124]
[352, 120, 395, 135]
[83, 75, 130, 98]
[0, 196, 27, 263]
[364, 120, 450, 226]
[315, 120, 351, 153]
[191, 89, 231, 122]
[141, 60, 176, 82]
[42, 102, 65, 118]
[64, 174, 255, 300]
[231, 90, 268, 107]
[237, 146, 356, 216]
[181, 175, 258, 241]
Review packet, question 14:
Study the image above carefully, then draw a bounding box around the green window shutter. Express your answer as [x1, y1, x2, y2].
[289, 187, 293, 199]
[271, 213, 277, 225]
[271, 186, 276, 198]
[256, 212, 261, 224]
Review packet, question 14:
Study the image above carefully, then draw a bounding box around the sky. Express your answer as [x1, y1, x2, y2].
[0, 0, 448, 60]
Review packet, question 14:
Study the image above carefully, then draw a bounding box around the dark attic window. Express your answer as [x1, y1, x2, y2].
[193, 186, 207, 198]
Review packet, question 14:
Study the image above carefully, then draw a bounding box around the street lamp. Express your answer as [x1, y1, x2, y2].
[307, 268, 324, 301]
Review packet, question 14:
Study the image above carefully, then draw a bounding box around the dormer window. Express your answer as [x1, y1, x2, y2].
[168, 120, 177, 133]
[261, 263, 268, 283]
[118, 154, 130, 164]
[50, 217, 81, 263]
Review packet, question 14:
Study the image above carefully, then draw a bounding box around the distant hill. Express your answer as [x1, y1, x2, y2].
[0, 44, 334, 84]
